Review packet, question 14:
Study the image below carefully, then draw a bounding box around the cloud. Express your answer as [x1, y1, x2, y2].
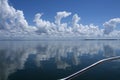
[55, 11, 71, 25]
[33, 13, 56, 34]
[72, 14, 80, 27]
[54, 11, 72, 33]
[0, 0, 36, 33]
[0, 0, 120, 40]
[71, 14, 102, 36]
[103, 18, 120, 34]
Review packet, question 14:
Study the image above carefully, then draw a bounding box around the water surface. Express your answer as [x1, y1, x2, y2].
[0, 41, 120, 80]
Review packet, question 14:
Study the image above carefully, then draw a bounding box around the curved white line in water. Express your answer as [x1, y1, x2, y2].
[59, 56, 120, 80]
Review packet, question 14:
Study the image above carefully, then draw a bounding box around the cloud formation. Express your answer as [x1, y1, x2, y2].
[33, 13, 56, 34]
[0, 0, 36, 32]
[55, 11, 71, 25]
[0, 0, 120, 40]
[103, 18, 120, 34]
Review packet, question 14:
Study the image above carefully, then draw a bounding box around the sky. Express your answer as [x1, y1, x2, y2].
[0, 0, 120, 40]
[9, 0, 120, 26]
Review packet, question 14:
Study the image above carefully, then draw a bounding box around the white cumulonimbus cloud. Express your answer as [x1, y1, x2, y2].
[0, 0, 120, 40]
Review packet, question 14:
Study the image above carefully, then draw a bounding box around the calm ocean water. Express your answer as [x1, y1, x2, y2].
[0, 41, 120, 80]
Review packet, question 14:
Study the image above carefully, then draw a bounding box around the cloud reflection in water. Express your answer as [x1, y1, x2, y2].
[0, 41, 120, 80]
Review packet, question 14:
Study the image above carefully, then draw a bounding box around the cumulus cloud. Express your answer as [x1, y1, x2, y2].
[55, 11, 71, 25]
[71, 14, 102, 36]
[0, 0, 36, 33]
[103, 18, 120, 34]
[33, 13, 56, 34]
[54, 11, 72, 33]
[0, 0, 120, 40]
[72, 14, 80, 27]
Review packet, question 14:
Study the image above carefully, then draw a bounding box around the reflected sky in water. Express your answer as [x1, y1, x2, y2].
[0, 41, 120, 80]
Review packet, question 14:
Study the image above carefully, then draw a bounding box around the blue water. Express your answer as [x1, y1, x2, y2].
[0, 41, 120, 80]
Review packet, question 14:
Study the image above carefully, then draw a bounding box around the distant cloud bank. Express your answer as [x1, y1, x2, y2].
[0, 0, 120, 40]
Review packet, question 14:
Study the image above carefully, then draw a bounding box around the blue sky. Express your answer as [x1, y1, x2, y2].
[9, 0, 120, 27]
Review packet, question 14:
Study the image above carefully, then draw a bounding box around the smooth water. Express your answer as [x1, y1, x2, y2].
[0, 41, 120, 80]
